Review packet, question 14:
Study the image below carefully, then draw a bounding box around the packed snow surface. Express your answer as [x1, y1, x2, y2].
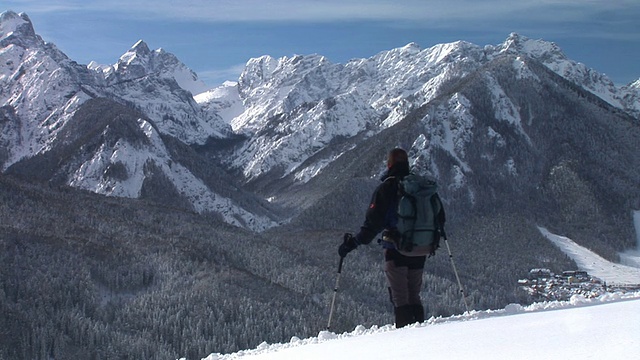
[202, 292, 640, 360]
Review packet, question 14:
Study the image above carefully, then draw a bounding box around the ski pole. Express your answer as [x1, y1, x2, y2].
[443, 233, 470, 313]
[327, 255, 345, 330]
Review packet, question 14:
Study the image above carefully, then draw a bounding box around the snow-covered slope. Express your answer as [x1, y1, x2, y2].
[1, 10, 228, 154]
[194, 81, 245, 125]
[64, 111, 275, 230]
[205, 292, 640, 360]
[496, 33, 627, 109]
[198, 33, 640, 183]
[92, 40, 230, 144]
[621, 79, 640, 116]
[0, 10, 100, 168]
[539, 227, 640, 284]
[0, 11, 271, 230]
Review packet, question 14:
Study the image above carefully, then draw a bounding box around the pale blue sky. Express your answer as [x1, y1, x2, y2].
[4, 1, 639, 87]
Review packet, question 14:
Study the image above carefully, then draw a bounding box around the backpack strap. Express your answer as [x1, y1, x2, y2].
[397, 179, 418, 252]
[430, 193, 444, 251]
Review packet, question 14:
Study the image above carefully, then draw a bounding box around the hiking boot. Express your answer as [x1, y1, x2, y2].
[410, 304, 425, 323]
[394, 305, 414, 328]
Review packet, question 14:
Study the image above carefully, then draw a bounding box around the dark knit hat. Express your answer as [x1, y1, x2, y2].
[387, 148, 408, 169]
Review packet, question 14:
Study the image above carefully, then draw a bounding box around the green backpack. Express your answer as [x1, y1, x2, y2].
[396, 173, 444, 255]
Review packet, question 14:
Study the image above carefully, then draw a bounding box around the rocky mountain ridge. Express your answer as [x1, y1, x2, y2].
[198, 33, 640, 187]
[1, 10, 639, 239]
[1, 11, 273, 230]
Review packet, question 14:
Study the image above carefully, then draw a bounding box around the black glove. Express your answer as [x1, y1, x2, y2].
[338, 233, 358, 258]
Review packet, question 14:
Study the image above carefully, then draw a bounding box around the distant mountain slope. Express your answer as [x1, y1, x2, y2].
[2, 10, 638, 235]
[264, 49, 640, 259]
[198, 34, 640, 186]
[5, 97, 278, 230]
[0, 11, 273, 230]
[0, 11, 100, 168]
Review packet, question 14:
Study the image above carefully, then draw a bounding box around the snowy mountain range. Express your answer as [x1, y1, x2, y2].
[1, 10, 274, 230]
[2, 10, 639, 235]
[197, 33, 640, 184]
[1, 8, 640, 257]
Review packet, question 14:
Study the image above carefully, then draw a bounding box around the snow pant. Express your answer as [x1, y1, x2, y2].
[384, 248, 426, 327]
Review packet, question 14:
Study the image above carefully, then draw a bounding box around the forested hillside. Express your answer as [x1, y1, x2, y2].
[0, 175, 322, 359]
[0, 162, 576, 360]
[0, 166, 581, 359]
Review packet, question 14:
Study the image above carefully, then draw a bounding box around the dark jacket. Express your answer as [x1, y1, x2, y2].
[355, 162, 410, 245]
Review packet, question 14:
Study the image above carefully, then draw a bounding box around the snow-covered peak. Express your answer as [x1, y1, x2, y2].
[108, 40, 209, 95]
[1, 11, 103, 168]
[369, 39, 482, 77]
[399, 41, 421, 55]
[221, 40, 491, 179]
[200, 32, 639, 183]
[238, 54, 329, 94]
[0, 10, 38, 46]
[131, 39, 151, 55]
[116, 40, 151, 67]
[153, 48, 210, 95]
[496, 33, 623, 108]
[499, 32, 567, 62]
[620, 79, 640, 117]
[93, 41, 230, 144]
[231, 53, 337, 133]
[1, 10, 31, 37]
[87, 60, 111, 73]
[238, 55, 278, 89]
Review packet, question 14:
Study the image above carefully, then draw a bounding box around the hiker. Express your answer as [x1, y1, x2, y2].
[338, 148, 445, 328]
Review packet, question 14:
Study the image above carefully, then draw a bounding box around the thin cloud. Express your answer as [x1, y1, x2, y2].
[6, 0, 639, 24]
[3, 0, 84, 13]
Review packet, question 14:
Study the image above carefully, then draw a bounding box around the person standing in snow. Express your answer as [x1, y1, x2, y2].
[338, 148, 445, 328]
